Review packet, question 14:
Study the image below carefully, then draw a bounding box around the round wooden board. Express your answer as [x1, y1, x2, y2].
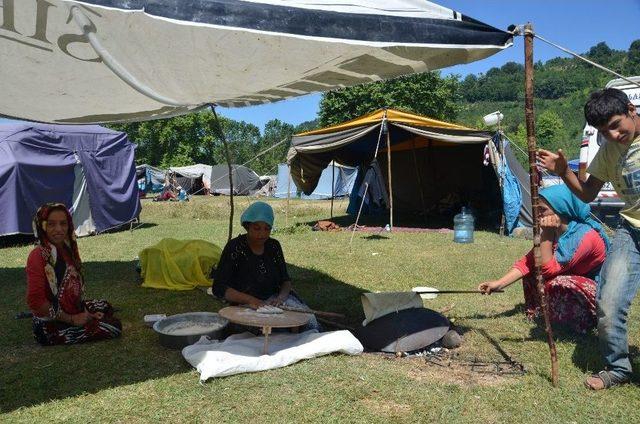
[218, 306, 311, 328]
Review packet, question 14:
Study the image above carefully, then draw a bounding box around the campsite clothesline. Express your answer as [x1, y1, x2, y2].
[533, 33, 640, 89]
[207, 136, 289, 189]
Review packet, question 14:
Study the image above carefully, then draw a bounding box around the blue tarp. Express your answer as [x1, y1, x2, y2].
[0, 123, 141, 236]
[495, 140, 522, 233]
[274, 163, 357, 199]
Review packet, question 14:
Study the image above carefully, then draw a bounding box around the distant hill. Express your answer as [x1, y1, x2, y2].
[456, 40, 640, 162]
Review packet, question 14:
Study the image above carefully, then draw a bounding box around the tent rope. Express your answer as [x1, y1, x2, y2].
[208, 136, 289, 189]
[533, 33, 640, 88]
[349, 111, 387, 252]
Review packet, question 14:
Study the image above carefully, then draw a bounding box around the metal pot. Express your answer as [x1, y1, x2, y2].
[153, 312, 229, 349]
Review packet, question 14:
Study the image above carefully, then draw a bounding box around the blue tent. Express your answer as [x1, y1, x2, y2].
[274, 163, 357, 200]
[0, 123, 141, 237]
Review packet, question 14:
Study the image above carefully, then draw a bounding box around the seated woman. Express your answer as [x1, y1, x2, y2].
[478, 184, 609, 333]
[26, 203, 122, 345]
[211, 201, 320, 331]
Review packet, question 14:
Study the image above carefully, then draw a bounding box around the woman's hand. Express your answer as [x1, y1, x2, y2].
[72, 310, 92, 326]
[268, 294, 288, 307]
[540, 214, 561, 229]
[248, 298, 265, 309]
[89, 311, 104, 320]
[478, 280, 503, 295]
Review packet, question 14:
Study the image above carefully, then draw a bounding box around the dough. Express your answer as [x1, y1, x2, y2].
[256, 305, 284, 314]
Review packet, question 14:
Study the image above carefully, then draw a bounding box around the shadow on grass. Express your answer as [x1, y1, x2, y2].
[0, 234, 35, 249]
[0, 261, 363, 412]
[455, 304, 525, 320]
[0, 223, 158, 250]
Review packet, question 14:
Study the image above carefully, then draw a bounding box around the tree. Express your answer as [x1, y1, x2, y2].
[252, 119, 295, 175]
[318, 72, 462, 126]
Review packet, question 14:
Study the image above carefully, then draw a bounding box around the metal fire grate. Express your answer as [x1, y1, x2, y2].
[421, 348, 526, 376]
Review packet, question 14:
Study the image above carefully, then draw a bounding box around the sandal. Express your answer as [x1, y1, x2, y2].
[584, 370, 629, 390]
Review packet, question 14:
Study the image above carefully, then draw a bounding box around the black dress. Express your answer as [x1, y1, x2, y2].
[211, 234, 291, 301]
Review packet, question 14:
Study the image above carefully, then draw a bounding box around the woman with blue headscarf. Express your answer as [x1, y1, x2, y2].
[479, 184, 609, 333]
[211, 201, 320, 331]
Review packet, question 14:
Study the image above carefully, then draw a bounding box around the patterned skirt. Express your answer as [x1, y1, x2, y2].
[32, 299, 122, 346]
[522, 275, 597, 334]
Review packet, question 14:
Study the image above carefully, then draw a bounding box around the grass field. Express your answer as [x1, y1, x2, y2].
[1, 196, 639, 423]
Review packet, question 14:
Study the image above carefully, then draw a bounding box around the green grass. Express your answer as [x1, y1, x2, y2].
[1, 196, 639, 423]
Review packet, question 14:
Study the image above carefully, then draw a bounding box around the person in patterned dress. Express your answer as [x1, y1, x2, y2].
[26, 203, 122, 345]
[479, 184, 609, 333]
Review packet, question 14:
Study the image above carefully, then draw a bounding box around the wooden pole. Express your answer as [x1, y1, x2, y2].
[411, 138, 428, 225]
[330, 161, 335, 219]
[286, 164, 291, 227]
[498, 131, 506, 236]
[385, 123, 394, 231]
[524, 23, 559, 387]
[211, 106, 234, 242]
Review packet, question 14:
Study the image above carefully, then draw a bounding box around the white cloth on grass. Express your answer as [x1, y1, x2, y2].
[182, 330, 363, 381]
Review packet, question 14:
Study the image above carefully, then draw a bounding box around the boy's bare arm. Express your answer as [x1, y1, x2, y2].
[537, 149, 604, 203]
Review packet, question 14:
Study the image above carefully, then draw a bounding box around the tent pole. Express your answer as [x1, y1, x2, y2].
[411, 138, 428, 225]
[498, 131, 506, 237]
[286, 164, 291, 227]
[349, 181, 369, 252]
[524, 23, 559, 387]
[385, 125, 394, 231]
[331, 161, 335, 219]
[211, 105, 234, 242]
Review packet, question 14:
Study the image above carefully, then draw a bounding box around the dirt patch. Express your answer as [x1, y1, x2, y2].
[360, 398, 412, 418]
[404, 356, 520, 387]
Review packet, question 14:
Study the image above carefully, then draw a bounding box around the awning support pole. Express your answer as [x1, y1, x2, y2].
[210, 105, 234, 242]
[286, 164, 292, 227]
[385, 121, 394, 232]
[524, 23, 559, 387]
[411, 139, 428, 225]
[331, 162, 335, 219]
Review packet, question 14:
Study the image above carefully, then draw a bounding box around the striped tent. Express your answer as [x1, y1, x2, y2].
[287, 109, 531, 230]
[1, 1, 512, 124]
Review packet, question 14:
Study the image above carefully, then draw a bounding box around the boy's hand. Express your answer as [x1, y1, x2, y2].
[537, 149, 568, 175]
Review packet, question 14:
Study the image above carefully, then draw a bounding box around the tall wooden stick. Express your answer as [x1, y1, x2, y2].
[524, 23, 559, 387]
[330, 161, 335, 219]
[211, 105, 234, 242]
[411, 138, 428, 225]
[286, 164, 291, 227]
[385, 124, 394, 231]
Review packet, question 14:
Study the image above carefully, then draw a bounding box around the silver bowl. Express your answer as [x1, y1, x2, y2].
[153, 312, 229, 349]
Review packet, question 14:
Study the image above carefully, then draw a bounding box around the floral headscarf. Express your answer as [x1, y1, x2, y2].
[32, 203, 84, 317]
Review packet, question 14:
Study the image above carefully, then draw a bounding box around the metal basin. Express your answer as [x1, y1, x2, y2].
[153, 312, 229, 349]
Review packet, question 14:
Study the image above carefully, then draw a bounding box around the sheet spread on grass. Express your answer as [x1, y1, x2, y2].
[182, 330, 364, 381]
[139, 239, 221, 290]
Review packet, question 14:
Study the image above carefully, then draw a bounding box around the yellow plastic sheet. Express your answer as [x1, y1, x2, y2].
[139, 239, 222, 291]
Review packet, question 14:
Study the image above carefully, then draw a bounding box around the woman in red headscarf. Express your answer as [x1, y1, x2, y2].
[26, 203, 122, 345]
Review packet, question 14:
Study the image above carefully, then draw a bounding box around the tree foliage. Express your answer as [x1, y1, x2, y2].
[318, 72, 461, 126]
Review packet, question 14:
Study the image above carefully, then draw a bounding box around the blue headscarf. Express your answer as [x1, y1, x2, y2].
[539, 184, 610, 265]
[240, 201, 275, 228]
